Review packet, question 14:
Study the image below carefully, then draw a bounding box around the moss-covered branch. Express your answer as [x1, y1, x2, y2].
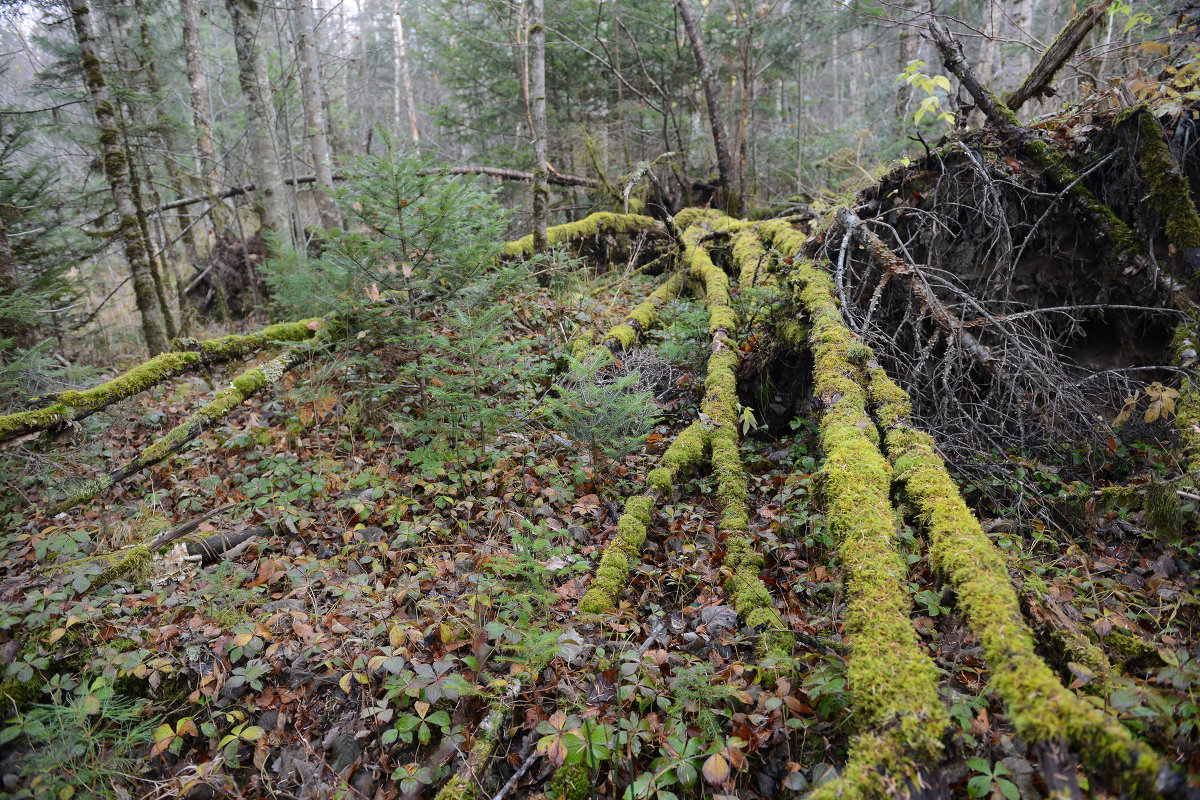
[1, 319, 322, 443]
[1119, 105, 1200, 278]
[502, 212, 661, 260]
[788, 250, 947, 798]
[48, 349, 305, 516]
[599, 270, 686, 352]
[866, 363, 1164, 794]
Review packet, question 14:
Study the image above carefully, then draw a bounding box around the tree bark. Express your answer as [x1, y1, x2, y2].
[676, 0, 739, 215]
[393, 0, 419, 143]
[295, 0, 341, 229]
[69, 0, 168, 355]
[181, 0, 225, 233]
[529, 0, 549, 258]
[225, 0, 294, 251]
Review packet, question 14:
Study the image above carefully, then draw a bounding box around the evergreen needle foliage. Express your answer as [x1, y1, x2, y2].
[543, 352, 656, 478]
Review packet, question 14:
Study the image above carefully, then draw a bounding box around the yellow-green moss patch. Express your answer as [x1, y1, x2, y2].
[866, 362, 1162, 793]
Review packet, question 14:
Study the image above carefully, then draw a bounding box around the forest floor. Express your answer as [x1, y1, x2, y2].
[0, 236, 1196, 800]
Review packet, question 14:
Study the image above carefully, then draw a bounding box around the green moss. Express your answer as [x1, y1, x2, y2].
[866, 363, 1163, 792]
[791, 255, 947, 761]
[503, 212, 659, 259]
[546, 763, 591, 800]
[1124, 106, 1200, 251]
[1144, 479, 1183, 545]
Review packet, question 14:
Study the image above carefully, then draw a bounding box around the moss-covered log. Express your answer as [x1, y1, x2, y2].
[48, 349, 305, 516]
[1119, 105, 1200, 277]
[0, 319, 323, 444]
[598, 270, 685, 353]
[866, 365, 1165, 793]
[502, 212, 661, 260]
[788, 251, 947, 798]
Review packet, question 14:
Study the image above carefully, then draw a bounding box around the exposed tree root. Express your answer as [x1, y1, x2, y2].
[581, 219, 794, 660]
[0, 319, 323, 443]
[788, 252, 948, 798]
[502, 212, 662, 260]
[866, 363, 1166, 794]
[47, 348, 306, 515]
[930, 23, 1148, 267]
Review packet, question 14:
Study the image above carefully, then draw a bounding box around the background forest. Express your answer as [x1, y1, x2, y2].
[1, 1, 1200, 800]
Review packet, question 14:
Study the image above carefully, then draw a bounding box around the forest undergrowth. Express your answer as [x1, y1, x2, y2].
[1, 49, 1200, 800]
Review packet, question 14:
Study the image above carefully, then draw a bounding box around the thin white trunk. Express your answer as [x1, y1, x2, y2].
[393, 0, 419, 143]
[225, 0, 294, 250]
[530, 0, 548, 255]
[295, 0, 340, 228]
[181, 0, 223, 219]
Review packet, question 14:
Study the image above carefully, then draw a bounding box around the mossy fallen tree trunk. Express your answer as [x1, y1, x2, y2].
[48, 348, 306, 515]
[866, 364, 1166, 795]
[502, 211, 663, 260]
[581, 215, 793, 661]
[787, 248, 949, 799]
[0, 319, 323, 444]
[594, 270, 685, 354]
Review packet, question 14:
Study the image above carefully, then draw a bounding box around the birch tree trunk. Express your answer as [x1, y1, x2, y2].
[225, 0, 294, 251]
[295, 0, 341, 229]
[676, 0, 739, 215]
[181, 0, 225, 232]
[529, 0, 549, 258]
[393, 0, 419, 143]
[69, 0, 168, 355]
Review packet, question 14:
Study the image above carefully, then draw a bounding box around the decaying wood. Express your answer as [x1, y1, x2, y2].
[1007, 0, 1114, 113]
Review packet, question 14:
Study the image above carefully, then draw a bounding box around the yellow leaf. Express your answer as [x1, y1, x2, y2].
[46, 628, 66, 644]
[339, 672, 353, 693]
[153, 723, 176, 743]
[231, 632, 255, 648]
[1145, 398, 1163, 423]
[1113, 396, 1137, 428]
[240, 725, 265, 742]
[177, 717, 199, 737]
[81, 695, 101, 715]
[388, 624, 406, 649]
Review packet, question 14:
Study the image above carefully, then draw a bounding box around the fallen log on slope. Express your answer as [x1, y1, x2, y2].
[866, 362, 1166, 795]
[0, 319, 324, 445]
[787, 249, 949, 799]
[47, 348, 308, 515]
[502, 211, 664, 260]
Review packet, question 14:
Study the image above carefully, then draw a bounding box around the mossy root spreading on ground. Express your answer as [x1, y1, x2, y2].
[867, 362, 1165, 794]
[48, 349, 305, 516]
[0, 319, 322, 442]
[788, 249, 947, 798]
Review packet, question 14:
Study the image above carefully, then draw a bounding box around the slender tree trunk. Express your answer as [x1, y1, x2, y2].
[182, 0, 226, 233]
[676, 0, 739, 215]
[1013, 0, 1036, 86]
[225, 0, 294, 251]
[295, 0, 341, 229]
[133, 0, 199, 267]
[69, 0, 168, 355]
[529, 0, 549, 260]
[393, 0, 419, 143]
